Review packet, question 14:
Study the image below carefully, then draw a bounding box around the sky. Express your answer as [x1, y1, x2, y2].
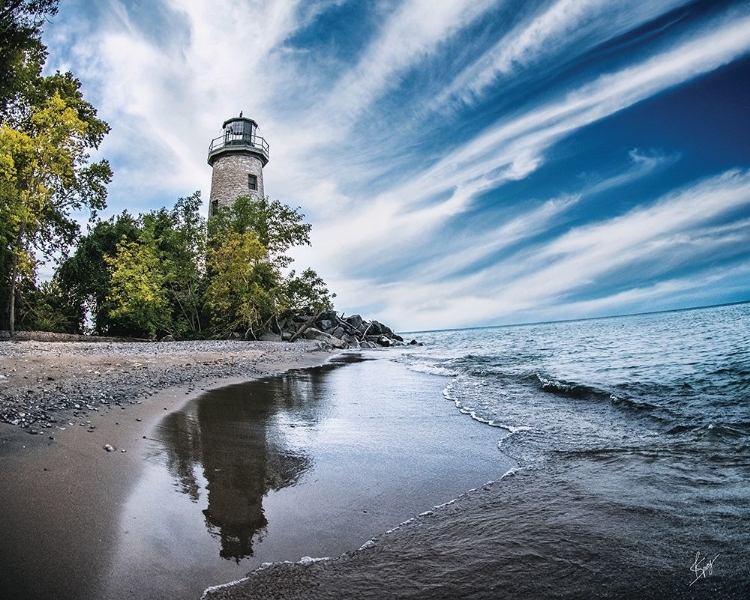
[41, 0, 750, 331]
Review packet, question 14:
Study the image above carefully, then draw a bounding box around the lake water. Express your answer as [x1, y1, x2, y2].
[5, 303, 746, 599]
[205, 302, 750, 599]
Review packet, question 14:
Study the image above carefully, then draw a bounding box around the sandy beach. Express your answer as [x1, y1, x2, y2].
[0, 339, 332, 600]
[0, 340, 515, 600]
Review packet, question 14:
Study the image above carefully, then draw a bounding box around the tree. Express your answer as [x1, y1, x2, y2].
[208, 195, 311, 268]
[0, 0, 58, 114]
[204, 231, 274, 337]
[0, 2, 111, 335]
[142, 192, 206, 336]
[56, 211, 140, 334]
[104, 237, 169, 339]
[14, 277, 80, 333]
[283, 268, 335, 315]
[205, 195, 334, 337]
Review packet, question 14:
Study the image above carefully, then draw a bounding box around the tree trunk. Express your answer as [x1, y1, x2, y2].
[6, 224, 27, 337]
[290, 310, 323, 343]
[7, 252, 18, 337]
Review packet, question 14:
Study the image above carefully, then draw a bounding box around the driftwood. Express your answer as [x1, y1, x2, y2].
[290, 310, 324, 343]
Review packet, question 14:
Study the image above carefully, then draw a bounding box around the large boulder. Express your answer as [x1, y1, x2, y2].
[346, 315, 364, 330]
[303, 328, 347, 349]
[259, 333, 282, 342]
[318, 310, 339, 323]
[317, 319, 334, 331]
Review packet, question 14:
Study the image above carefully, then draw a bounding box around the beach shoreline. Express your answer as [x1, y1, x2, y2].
[0, 339, 334, 600]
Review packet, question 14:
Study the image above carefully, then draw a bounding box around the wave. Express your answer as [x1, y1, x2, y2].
[534, 373, 659, 413]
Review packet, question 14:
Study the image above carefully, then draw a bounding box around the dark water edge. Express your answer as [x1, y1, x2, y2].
[211, 458, 749, 600]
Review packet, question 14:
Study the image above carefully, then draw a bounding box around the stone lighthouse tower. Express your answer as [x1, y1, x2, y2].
[207, 114, 269, 215]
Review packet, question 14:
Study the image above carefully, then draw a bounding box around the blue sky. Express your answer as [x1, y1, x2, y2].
[42, 0, 750, 330]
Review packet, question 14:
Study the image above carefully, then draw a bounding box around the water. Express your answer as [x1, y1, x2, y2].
[93, 355, 513, 599]
[384, 302, 750, 598]
[4, 304, 746, 599]
[214, 303, 749, 599]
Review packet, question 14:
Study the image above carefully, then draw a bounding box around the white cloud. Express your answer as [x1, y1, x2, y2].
[434, 0, 690, 109]
[371, 169, 750, 329]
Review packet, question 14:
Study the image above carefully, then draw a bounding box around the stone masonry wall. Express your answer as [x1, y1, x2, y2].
[209, 153, 265, 214]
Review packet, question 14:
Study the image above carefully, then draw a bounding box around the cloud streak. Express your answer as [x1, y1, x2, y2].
[42, 1, 750, 329]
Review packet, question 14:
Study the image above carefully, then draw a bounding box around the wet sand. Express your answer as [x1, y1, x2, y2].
[0, 340, 330, 600]
[0, 345, 516, 599]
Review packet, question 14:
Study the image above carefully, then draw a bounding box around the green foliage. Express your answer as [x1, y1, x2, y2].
[283, 268, 336, 314]
[0, 2, 112, 334]
[30, 189, 333, 339]
[142, 192, 206, 336]
[204, 231, 273, 336]
[208, 195, 311, 268]
[0, 1, 58, 115]
[15, 277, 81, 333]
[204, 195, 334, 338]
[104, 238, 169, 339]
[56, 212, 140, 334]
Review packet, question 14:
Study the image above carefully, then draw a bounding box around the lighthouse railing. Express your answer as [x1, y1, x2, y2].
[208, 132, 269, 160]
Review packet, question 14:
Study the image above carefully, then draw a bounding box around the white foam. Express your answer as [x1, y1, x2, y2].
[407, 363, 455, 377]
[201, 577, 251, 599]
[299, 555, 331, 565]
[358, 539, 376, 551]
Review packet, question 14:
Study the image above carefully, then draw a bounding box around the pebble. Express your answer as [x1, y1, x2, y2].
[103, 444, 115, 452]
[1, 340, 322, 432]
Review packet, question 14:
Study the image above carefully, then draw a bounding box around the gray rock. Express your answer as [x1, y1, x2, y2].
[303, 327, 325, 340]
[303, 328, 347, 349]
[332, 327, 346, 339]
[317, 319, 334, 331]
[319, 310, 339, 323]
[376, 335, 393, 347]
[346, 315, 364, 329]
[258, 333, 282, 342]
[160, 334, 175, 342]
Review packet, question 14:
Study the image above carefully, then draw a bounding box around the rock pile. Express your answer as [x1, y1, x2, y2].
[265, 311, 419, 350]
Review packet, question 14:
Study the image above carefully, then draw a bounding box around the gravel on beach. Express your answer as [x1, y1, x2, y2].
[0, 338, 328, 435]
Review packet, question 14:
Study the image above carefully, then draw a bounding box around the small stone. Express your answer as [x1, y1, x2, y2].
[103, 444, 115, 452]
[135, 418, 142, 422]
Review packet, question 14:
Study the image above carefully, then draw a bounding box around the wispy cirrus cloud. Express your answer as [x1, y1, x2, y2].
[339, 169, 750, 329]
[305, 12, 750, 281]
[433, 0, 690, 110]
[42, 1, 750, 328]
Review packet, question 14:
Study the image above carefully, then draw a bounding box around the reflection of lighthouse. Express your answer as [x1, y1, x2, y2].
[199, 395, 273, 562]
[158, 373, 324, 562]
[207, 114, 270, 216]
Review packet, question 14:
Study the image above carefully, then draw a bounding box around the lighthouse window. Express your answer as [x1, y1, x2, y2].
[248, 174, 258, 191]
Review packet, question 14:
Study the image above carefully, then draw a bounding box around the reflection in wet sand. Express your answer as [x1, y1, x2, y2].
[157, 361, 339, 561]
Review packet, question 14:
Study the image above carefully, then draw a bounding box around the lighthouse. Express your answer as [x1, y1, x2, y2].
[207, 114, 269, 215]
